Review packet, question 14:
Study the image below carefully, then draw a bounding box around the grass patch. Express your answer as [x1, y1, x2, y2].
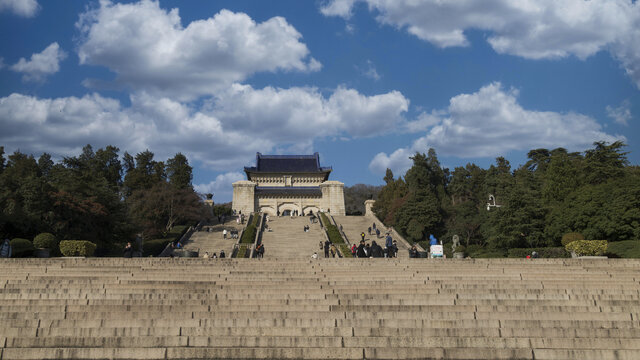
[240, 214, 259, 244]
[234, 244, 248, 258]
[338, 244, 353, 258]
[606, 240, 640, 258]
[320, 213, 345, 245]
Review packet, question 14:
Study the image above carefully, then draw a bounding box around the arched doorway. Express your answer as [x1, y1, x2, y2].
[259, 206, 276, 217]
[278, 203, 301, 216]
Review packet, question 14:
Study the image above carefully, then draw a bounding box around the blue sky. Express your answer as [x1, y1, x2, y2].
[1, 0, 638, 202]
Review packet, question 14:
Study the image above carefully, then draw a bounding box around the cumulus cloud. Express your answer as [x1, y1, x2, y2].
[358, 60, 381, 81]
[0, 0, 39, 17]
[369, 148, 414, 177]
[0, 84, 408, 172]
[194, 172, 245, 202]
[210, 84, 409, 139]
[369, 82, 624, 175]
[606, 100, 632, 125]
[76, 0, 320, 100]
[10, 42, 66, 82]
[320, 0, 640, 88]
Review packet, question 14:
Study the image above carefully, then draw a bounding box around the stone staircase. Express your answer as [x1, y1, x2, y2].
[1, 258, 640, 359]
[333, 215, 411, 257]
[183, 217, 243, 257]
[260, 216, 326, 258]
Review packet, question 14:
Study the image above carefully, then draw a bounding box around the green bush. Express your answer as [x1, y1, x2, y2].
[33, 233, 58, 250]
[338, 244, 353, 258]
[59, 240, 97, 257]
[454, 245, 466, 254]
[565, 240, 608, 257]
[605, 240, 640, 258]
[10, 238, 34, 257]
[508, 247, 570, 258]
[320, 213, 345, 245]
[234, 245, 248, 258]
[561, 232, 584, 247]
[466, 245, 507, 258]
[240, 224, 257, 244]
[143, 225, 190, 257]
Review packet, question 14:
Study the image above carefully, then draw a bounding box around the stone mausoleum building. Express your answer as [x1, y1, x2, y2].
[232, 153, 345, 216]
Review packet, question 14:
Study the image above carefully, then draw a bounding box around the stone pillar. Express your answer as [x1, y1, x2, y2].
[320, 181, 346, 216]
[364, 200, 376, 217]
[232, 181, 256, 214]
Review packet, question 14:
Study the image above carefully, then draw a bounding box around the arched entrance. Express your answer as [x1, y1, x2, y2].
[278, 203, 301, 216]
[259, 205, 276, 217]
[302, 206, 319, 216]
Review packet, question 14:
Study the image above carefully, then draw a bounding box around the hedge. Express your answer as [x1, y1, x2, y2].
[565, 240, 608, 257]
[10, 238, 34, 257]
[59, 240, 97, 257]
[240, 214, 259, 244]
[320, 213, 345, 245]
[606, 240, 640, 258]
[234, 244, 248, 258]
[144, 225, 190, 257]
[508, 247, 570, 258]
[561, 232, 584, 247]
[33, 233, 58, 252]
[338, 244, 352, 258]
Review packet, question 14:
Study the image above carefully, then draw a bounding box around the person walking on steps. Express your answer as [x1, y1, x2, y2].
[324, 240, 331, 258]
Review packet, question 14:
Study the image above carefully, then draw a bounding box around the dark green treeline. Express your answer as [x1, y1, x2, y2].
[373, 141, 640, 251]
[0, 145, 206, 254]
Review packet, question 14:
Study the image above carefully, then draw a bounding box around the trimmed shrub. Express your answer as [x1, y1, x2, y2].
[10, 238, 34, 257]
[565, 240, 608, 257]
[338, 244, 353, 258]
[320, 213, 345, 245]
[466, 245, 507, 258]
[606, 240, 640, 259]
[240, 224, 257, 244]
[33, 233, 58, 250]
[234, 244, 248, 258]
[508, 247, 570, 258]
[59, 240, 97, 257]
[561, 232, 584, 247]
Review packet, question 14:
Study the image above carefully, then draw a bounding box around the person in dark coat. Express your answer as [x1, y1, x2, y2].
[219, 250, 226, 258]
[356, 240, 367, 258]
[123, 242, 133, 258]
[371, 241, 383, 258]
[324, 240, 331, 258]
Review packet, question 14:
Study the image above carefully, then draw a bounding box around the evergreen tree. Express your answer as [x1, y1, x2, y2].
[166, 153, 192, 190]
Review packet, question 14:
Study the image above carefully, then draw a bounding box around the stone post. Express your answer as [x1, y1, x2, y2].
[232, 181, 256, 214]
[364, 199, 376, 217]
[320, 181, 346, 216]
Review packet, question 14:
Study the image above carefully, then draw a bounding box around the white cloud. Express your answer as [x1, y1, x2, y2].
[606, 100, 632, 125]
[0, 0, 39, 17]
[369, 148, 414, 177]
[10, 42, 66, 82]
[321, 0, 640, 88]
[194, 172, 245, 202]
[210, 84, 409, 139]
[77, 0, 320, 100]
[359, 60, 380, 81]
[0, 84, 408, 172]
[369, 82, 624, 175]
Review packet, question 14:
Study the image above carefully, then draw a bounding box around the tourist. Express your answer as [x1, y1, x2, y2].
[256, 244, 265, 258]
[203, 252, 210, 259]
[330, 244, 337, 258]
[223, 229, 227, 239]
[368, 227, 371, 235]
[356, 240, 366, 258]
[376, 228, 381, 238]
[392, 240, 398, 258]
[339, 224, 343, 232]
[365, 243, 371, 257]
[360, 232, 366, 242]
[385, 234, 393, 251]
[311, 252, 318, 259]
[219, 250, 226, 258]
[324, 240, 331, 258]
[0, 238, 11, 258]
[409, 245, 419, 258]
[319, 241, 323, 252]
[351, 243, 357, 258]
[372, 223, 376, 232]
[123, 242, 133, 258]
[212, 252, 217, 258]
[371, 241, 383, 258]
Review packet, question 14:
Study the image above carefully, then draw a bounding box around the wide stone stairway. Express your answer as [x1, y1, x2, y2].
[333, 215, 411, 257]
[260, 216, 325, 258]
[183, 217, 243, 257]
[1, 258, 639, 359]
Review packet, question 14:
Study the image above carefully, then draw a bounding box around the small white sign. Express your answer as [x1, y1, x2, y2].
[430, 245, 443, 257]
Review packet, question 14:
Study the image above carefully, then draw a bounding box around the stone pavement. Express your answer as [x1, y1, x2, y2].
[0, 258, 639, 359]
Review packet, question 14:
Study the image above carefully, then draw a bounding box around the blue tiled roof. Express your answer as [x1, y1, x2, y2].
[244, 153, 332, 174]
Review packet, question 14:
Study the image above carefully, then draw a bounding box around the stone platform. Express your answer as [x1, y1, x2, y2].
[0, 258, 639, 359]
